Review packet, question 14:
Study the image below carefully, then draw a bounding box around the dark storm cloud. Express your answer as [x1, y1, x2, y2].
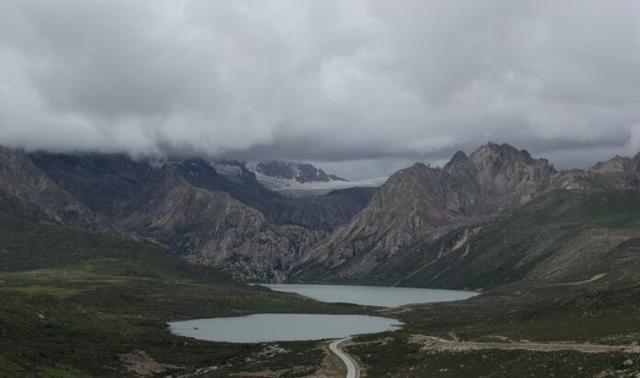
[1, 0, 640, 177]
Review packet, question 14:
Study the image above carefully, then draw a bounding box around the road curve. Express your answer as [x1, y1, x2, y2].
[329, 338, 360, 378]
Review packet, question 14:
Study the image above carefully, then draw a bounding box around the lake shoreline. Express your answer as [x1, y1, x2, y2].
[168, 313, 403, 343]
[261, 283, 478, 308]
[168, 284, 476, 343]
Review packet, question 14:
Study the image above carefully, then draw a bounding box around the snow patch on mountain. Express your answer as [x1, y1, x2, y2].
[244, 161, 386, 197]
[252, 170, 386, 197]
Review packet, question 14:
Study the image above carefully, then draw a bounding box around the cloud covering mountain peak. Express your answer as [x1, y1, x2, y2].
[1, 0, 640, 178]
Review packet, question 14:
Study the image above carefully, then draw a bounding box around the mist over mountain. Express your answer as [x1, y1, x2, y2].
[3, 140, 640, 375]
[2, 1, 640, 180]
[3, 2, 640, 376]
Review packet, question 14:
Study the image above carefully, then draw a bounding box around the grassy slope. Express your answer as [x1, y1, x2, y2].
[348, 190, 640, 377]
[352, 336, 639, 378]
[3, 188, 640, 376]
[351, 282, 640, 377]
[349, 270, 640, 376]
[0, 194, 364, 377]
[362, 190, 640, 290]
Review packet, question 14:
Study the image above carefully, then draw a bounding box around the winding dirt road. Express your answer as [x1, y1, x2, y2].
[329, 338, 361, 378]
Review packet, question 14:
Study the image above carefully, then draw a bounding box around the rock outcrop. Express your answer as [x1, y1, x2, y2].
[556, 154, 640, 191]
[0, 147, 106, 230]
[118, 168, 325, 281]
[25, 152, 344, 280]
[261, 187, 376, 231]
[4, 143, 640, 286]
[292, 143, 559, 281]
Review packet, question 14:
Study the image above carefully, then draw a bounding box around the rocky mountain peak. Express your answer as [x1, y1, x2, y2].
[443, 150, 475, 176]
[469, 142, 555, 183]
[393, 161, 430, 175]
[470, 142, 551, 166]
[461, 143, 555, 213]
[447, 150, 470, 164]
[590, 155, 635, 174]
[581, 155, 640, 190]
[381, 163, 446, 195]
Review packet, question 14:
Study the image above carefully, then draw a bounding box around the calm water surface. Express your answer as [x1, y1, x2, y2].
[169, 284, 476, 343]
[263, 283, 477, 307]
[168, 314, 402, 343]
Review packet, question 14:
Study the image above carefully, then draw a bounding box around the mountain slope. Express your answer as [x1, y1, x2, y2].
[0, 147, 106, 231]
[556, 154, 640, 191]
[117, 167, 326, 281]
[29, 153, 279, 214]
[364, 189, 640, 289]
[293, 143, 558, 281]
[463, 143, 557, 212]
[0, 189, 360, 377]
[261, 187, 376, 231]
[296, 147, 640, 286]
[26, 152, 357, 281]
[6, 143, 640, 288]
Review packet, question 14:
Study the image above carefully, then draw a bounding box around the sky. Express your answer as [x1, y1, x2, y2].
[1, 1, 640, 179]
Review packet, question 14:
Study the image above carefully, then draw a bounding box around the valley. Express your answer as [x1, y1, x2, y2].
[4, 1, 640, 375]
[0, 215, 363, 376]
[1, 143, 640, 376]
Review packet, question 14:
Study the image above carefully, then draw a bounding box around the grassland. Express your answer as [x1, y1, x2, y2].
[350, 334, 639, 378]
[0, 201, 366, 377]
[344, 279, 640, 377]
[3, 189, 640, 377]
[340, 190, 640, 377]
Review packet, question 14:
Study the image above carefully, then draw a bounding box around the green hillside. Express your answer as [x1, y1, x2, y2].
[0, 196, 361, 377]
[361, 189, 640, 290]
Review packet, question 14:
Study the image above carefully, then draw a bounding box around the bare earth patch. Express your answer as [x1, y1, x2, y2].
[411, 335, 640, 354]
[229, 370, 286, 377]
[119, 350, 179, 377]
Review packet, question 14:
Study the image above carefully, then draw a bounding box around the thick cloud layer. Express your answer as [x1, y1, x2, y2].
[1, 1, 639, 177]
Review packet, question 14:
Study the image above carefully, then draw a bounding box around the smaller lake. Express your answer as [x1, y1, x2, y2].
[169, 314, 402, 343]
[263, 284, 477, 307]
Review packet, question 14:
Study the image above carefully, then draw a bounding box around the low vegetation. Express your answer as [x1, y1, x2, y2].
[0, 201, 364, 376]
[3, 188, 640, 376]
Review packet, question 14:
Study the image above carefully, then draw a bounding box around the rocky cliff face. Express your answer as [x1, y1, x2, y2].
[29, 153, 280, 216]
[292, 143, 559, 281]
[261, 187, 375, 231]
[555, 154, 640, 191]
[116, 167, 325, 281]
[23, 151, 351, 281]
[297, 164, 466, 272]
[360, 189, 640, 290]
[466, 143, 557, 212]
[293, 144, 640, 285]
[5, 143, 640, 286]
[0, 147, 106, 231]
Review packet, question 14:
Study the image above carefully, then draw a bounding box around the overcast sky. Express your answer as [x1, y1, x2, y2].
[1, 1, 640, 179]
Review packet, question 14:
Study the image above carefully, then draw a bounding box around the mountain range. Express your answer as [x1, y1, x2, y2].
[2, 143, 640, 289]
